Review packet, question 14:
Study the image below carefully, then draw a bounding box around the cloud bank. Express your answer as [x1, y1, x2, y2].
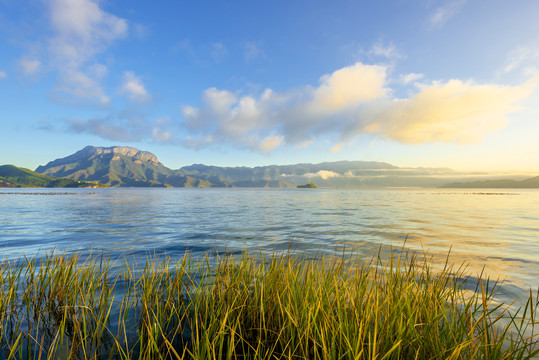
[64, 113, 175, 144]
[182, 62, 537, 151]
[16, 0, 128, 104]
[48, 0, 128, 104]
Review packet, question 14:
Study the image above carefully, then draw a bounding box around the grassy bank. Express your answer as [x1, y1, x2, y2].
[0, 250, 537, 359]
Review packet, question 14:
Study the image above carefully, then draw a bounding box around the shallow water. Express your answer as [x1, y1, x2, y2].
[1, 187, 538, 309]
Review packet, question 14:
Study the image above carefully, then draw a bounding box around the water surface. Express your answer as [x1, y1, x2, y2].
[1, 187, 538, 309]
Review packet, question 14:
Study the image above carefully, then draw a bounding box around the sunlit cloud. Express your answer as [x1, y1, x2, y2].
[330, 144, 343, 153]
[259, 135, 284, 152]
[186, 63, 387, 148]
[0, 71, 6, 79]
[119, 71, 151, 103]
[182, 62, 387, 150]
[312, 63, 388, 111]
[304, 171, 341, 180]
[358, 78, 538, 144]
[181, 61, 537, 153]
[19, 58, 41, 75]
[296, 140, 314, 149]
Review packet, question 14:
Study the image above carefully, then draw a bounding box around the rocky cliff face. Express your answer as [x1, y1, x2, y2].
[93, 146, 160, 165]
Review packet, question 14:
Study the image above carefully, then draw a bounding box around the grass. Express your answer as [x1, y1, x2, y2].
[0, 248, 537, 359]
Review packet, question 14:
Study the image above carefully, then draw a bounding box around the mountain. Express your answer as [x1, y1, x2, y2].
[442, 176, 539, 188]
[35, 146, 209, 187]
[35, 145, 481, 188]
[0, 165, 105, 188]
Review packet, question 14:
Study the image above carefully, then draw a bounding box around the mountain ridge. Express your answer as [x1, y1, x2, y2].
[31, 145, 539, 188]
[442, 176, 539, 188]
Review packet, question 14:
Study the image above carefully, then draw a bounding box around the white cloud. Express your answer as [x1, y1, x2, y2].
[19, 58, 41, 75]
[49, 0, 128, 60]
[119, 71, 151, 103]
[46, 0, 128, 104]
[182, 135, 216, 149]
[152, 128, 174, 144]
[182, 87, 268, 148]
[399, 73, 424, 84]
[57, 68, 110, 105]
[429, 0, 466, 28]
[245, 42, 265, 63]
[368, 41, 403, 60]
[503, 46, 539, 74]
[61, 112, 179, 143]
[181, 61, 537, 153]
[66, 117, 139, 141]
[210, 42, 228, 63]
[174, 39, 232, 65]
[0, 71, 6, 79]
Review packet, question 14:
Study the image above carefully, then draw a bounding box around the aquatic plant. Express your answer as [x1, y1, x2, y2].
[0, 249, 537, 359]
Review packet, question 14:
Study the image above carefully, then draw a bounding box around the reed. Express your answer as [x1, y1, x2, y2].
[0, 248, 537, 359]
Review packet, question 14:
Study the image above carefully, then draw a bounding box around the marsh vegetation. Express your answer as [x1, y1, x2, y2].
[0, 249, 537, 359]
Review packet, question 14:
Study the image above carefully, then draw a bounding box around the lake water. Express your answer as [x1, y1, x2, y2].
[1, 187, 538, 310]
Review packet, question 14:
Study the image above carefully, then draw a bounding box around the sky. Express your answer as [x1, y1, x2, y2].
[1, 0, 539, 173]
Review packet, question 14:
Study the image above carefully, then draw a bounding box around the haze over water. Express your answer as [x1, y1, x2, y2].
[1, 187, 538, 310]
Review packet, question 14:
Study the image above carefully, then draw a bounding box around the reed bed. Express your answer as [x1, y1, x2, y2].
[0, 249, 537, 359]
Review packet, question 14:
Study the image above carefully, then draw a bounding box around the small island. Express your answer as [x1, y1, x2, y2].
[297, 181, 317, 188]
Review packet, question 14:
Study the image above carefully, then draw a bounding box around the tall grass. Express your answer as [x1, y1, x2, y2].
[0, 249, 537, 359]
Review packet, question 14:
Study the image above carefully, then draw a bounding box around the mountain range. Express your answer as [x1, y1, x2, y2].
[2, 145, 537, 188]
[442, 176, 539, 188]
[33, 145, 458, 188]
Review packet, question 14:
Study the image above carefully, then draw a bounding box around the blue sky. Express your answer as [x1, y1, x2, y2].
[1, 0, 538, 172]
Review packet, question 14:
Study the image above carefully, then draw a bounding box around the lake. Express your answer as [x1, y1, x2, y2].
[1, 187, 538, 310]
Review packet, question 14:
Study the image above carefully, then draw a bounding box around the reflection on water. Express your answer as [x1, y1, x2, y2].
[1, 187, 538, 309]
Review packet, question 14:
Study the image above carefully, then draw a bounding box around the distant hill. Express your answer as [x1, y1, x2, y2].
[0, 165, 105, 188]
[34, 145, 471, 188]
[442, 176, 539, 188]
